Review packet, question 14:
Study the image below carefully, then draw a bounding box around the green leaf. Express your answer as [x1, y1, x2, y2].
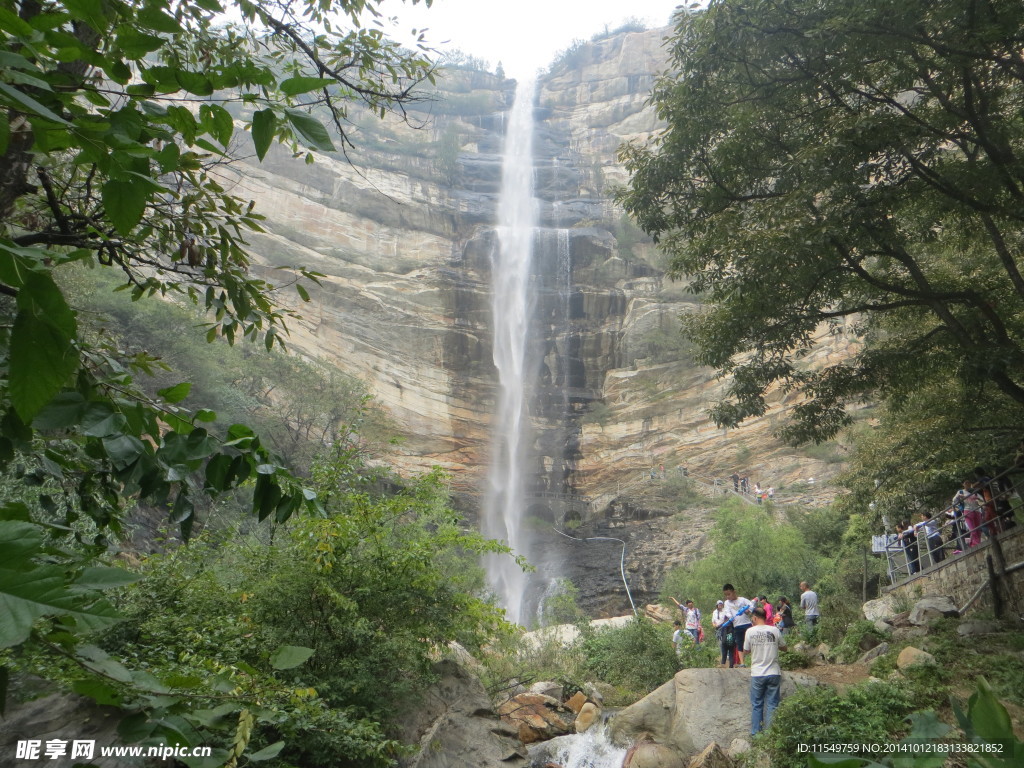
[62, 0, 109, 34]
[969, 677, 1014, 744]
[285, 109, 335, 152]
[102, 434, 147, 468]
[81, 403, 126, 438]
[200, 104, 234, 147]
[74, 567, 139, 589]
[0, 82, 69, 125]
[137, 5, 182, 34]
[71, 679, 122, 706]
[269, 645, 314, 670]
[175, 70, 213, 96]
[9, 272, 79, 422]
[279, 76, 334, 96]
[77, 646, 134, 683]
[905, 711, 952, 741]
[248, 742, 285, 762]
[32, 391, 88, 430]
[0, 521, 44, 568]
[158, 382, 192, 404]
[102, 179, 149, 236]
[251, 109, 276, 161]
[115, 26, 165, 59]
[194, 409, 217, 423]
[0, 561, 120, 648]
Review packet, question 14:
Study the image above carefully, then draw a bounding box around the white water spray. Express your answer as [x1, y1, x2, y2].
[529, 723, 628, 768]
[483, 78, 538, 625]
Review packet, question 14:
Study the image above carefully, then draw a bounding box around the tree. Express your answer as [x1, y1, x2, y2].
[0, 0, 436, 705]
[619, 0, 1024, 446]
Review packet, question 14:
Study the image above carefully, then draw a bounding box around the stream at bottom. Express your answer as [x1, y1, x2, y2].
[527, 722, 627, 768]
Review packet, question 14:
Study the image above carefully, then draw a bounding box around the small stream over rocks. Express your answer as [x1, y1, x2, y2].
[528, 723, 627, 768]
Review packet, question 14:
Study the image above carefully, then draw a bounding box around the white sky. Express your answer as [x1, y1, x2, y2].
[377, 0, 686, 78]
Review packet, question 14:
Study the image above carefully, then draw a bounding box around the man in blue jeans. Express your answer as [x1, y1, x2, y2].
[743, 607, 786, 735]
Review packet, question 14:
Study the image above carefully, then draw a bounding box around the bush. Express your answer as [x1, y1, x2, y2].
[833, 620, 887, 663]
[577, 617, 678, 702]
[476, 628, 587, 704]
[761, 682, 914, 768]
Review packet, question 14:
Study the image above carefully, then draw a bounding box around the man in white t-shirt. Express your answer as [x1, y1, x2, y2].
[743, 606, 787, 735]
[800, 581, 820, 630]
[722, 583, 754, 666]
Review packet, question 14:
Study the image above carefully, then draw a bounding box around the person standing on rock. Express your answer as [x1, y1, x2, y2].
[712, 600, 729, 665]
[744, 606, 786, 735]
[799, 581, 820, 631]
[775, 596, 795, 634]
[722, 584, 754, 666]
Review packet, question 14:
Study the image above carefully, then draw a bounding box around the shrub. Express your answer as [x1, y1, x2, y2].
[833, 620, 887, 663]
[761, 682, 914, 768]
[577, 616, 678, 701]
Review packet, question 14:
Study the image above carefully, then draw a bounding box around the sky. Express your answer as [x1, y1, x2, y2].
[376, 0, 686, 78]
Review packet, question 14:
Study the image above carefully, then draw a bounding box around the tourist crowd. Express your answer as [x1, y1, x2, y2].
[891, 466, 1018, 577]
[670, 581, 821, 736]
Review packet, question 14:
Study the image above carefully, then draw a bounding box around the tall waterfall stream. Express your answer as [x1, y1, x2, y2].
[483, 77, 538, 626]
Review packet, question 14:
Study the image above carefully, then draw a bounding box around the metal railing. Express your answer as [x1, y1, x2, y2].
[882, 467, 1021, 584]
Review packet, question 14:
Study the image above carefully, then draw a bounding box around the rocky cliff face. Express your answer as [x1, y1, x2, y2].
[239, 29, 851, 615]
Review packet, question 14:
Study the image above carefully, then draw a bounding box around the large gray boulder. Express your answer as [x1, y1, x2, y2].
[397, 660, 528, 768]
[0, 692, 145, 768]
[862, 594, 899, 622]
[908, 596, 959, 626]
[609, 668, 819, 758]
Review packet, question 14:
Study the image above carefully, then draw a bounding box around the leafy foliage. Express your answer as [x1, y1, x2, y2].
[0, 0, 451, 759]
[661, 499, 822, 611]
[577, 616, 678, 701]
[619, 0, 1024, 447]
[761, 682, 915, 768]
[803, 677, 1023, 768]
[32, 465, 510, 767]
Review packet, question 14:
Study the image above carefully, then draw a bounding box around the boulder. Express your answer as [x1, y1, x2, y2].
[396, 660, 528, 768]
[892, 626, 928, 643]
[909, 596, 959, 625]
[624, 740, 685, 768]
[727, 739, 751, 758]
[575, 702, 600, 733]
[610, 668, 819, 757]
[687, 743, 736, 768]
[529, 681, 564, 701]
[862, 594, 899, 622]
[890, 611, 913, 628]
[0, 692, 139, 768]
[497, 693, 575, 745]
[957, 621, 1001, 637]
[873, 619, 894, 636]
[646, 604, 676, 623]
[584, 682, 610, 705]
[859, 642, 890, 664]
[859, 634, 882, 652]
[896, 647, 936, 669]
[564, 691, 588, 714]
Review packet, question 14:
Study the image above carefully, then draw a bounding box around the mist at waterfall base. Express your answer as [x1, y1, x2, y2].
[528, 722, 628, 768]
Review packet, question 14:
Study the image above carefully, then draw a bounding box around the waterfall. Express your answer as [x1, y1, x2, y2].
[528, 723, 628, 768]
[483, 78, 539, 625]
